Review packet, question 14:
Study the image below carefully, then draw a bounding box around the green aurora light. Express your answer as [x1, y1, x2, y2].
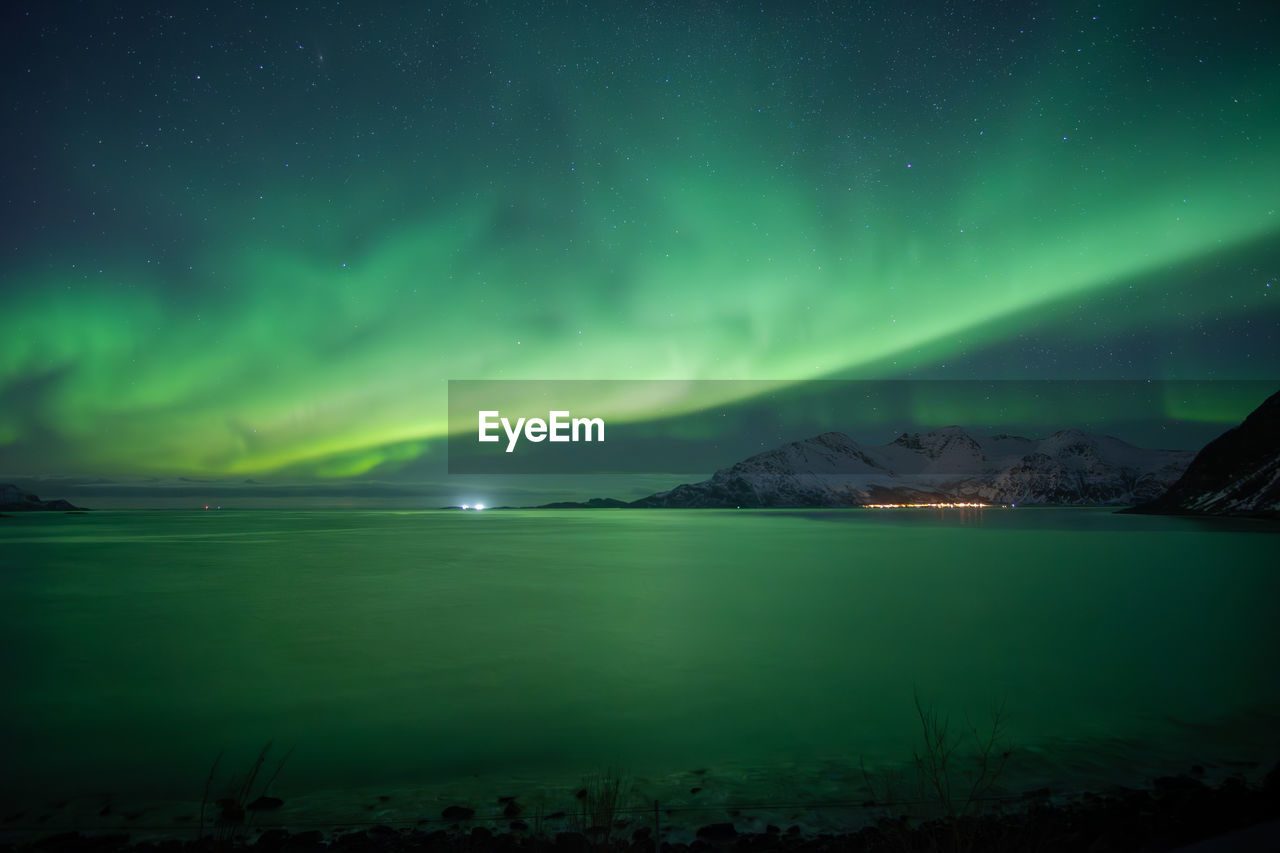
[1, 4, 1276, 480]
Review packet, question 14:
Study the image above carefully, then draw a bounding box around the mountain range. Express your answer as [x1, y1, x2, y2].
[610, 426, 1196, 508]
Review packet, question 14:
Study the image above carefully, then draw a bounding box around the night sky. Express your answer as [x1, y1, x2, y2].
[2, 2, 1277, 502]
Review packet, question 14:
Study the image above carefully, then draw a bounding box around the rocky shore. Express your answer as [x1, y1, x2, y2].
[5, 765, 1278, 853]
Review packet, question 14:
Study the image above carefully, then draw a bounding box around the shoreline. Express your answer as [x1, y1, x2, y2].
[4, 763, 1279, 852]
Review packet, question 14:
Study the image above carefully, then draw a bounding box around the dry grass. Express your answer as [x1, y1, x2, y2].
[570, 767, 632, 844]
[862, 691, 1014, 853]
[911, 690, 1012, 822]
[200, 742, 293, 846]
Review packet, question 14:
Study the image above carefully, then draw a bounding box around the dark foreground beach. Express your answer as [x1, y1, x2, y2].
[5, 764, 1279, 853]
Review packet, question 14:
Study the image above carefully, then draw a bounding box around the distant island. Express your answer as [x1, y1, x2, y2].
[0, 484, 87, 512]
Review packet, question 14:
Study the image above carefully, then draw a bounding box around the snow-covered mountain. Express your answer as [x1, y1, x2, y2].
[629, 431, 951, 508]
[630, 427, 1194, 508]
[1127, 389, 1280, 518]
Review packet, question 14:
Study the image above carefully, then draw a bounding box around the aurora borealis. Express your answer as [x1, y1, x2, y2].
[2, 3, 1277, 498]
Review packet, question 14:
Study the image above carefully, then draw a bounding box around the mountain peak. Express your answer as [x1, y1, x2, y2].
[714, 430, 887, 480]
[630, 422, 1193, 508]
[1128, 389, 1280, 518]
[890, 425, 984, 463]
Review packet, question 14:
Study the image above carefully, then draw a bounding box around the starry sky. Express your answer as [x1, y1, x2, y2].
[1, 2, 1277, 505]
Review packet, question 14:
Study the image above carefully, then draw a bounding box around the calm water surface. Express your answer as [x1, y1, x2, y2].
[1, 508, 1277, 832]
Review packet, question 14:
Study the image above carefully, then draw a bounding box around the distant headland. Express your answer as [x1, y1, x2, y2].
[0, 484, 88, 512]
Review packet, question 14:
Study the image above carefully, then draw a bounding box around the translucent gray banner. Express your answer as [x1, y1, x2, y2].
[446, 379, 1276, 474]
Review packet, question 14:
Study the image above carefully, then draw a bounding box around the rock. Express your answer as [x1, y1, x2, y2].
[247, 796, 284, 811]
[252, 828, 291, 850]
[1153, 775, 1208, 796]
[278, 829, 325, 851]
[696, 822, 738, 842]
[37, 832, 132, 850]
[215, 797, 244, 823]
[441, 805, 474, 821]
[553, 831, 591, 852]
[1264, 760, 1280, 794]
[413, 830, 449, 845]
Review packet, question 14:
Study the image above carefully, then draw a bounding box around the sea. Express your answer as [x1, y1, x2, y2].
[1, 507, 1277, 842]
